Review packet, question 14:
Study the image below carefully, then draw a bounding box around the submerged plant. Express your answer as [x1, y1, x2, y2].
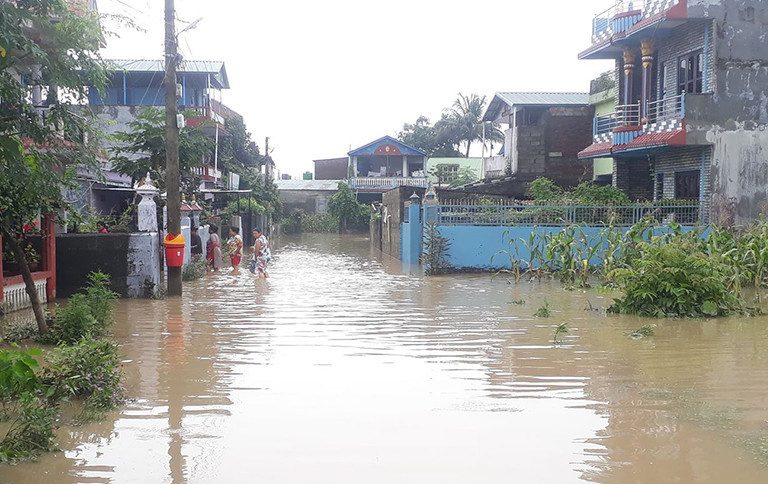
[509, 299, 526, 306]
[629, 324, 656, 338]
[552, 322, 569, 344]
[534, 300, 552, 318]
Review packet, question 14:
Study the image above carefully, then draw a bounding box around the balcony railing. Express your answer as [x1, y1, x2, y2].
[349, 177, 428, 190]
[593, 93, 685, 137]
[192, 166, 222, 180]
[592, 1, 642, 42]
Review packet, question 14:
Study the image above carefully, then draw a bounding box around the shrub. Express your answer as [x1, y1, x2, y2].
[609, 240, 745, 318]
[182, 257, 208, 281]
[0, 347, 42, 404]
[0, 395, 57, 463]
[39, 294, 99, 345]
[38, 272, 117, 345]
[42, 339, 123, 413]
[82, 272, 118, 327]
[421, 222, 451, 275]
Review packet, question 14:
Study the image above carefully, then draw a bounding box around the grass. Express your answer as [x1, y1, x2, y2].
[552, 322, 569, 344]
[629, 324, 656, 339]
[534, 300, 551, 318]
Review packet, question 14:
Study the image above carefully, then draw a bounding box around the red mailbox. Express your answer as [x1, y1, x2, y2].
[164, 233, 186, 268]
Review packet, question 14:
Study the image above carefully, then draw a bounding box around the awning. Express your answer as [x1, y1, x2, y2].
[578, 142, 613, 160]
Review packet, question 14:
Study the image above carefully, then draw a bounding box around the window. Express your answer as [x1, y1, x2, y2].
[678, 50, 704, 95]
[660, 62, 668, 98]
[655, 173, 665, 201]
[674, 170, 700, 200]
[437, 164, 460, 185]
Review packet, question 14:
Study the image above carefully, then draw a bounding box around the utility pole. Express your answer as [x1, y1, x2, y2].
[165, 0, 182, 296]
[264, 136, 271, 179]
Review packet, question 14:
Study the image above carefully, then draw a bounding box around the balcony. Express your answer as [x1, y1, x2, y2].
[192, 165, 222, 181]
[582, 0, 688, 59]
[349, 177, 428, 191]
[583, 93, 687, 158]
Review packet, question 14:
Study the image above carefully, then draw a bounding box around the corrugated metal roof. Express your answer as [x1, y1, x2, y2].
[496, 92, 589, 106]
[105, 59, 230, 89]
[275, 179, 343, 191]
[483, 92, 589, 121]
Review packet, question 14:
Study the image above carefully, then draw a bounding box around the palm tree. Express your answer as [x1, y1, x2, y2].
[447, 93, 504, 157]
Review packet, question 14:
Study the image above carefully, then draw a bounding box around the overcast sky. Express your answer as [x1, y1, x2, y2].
[99, 0, 613, 178]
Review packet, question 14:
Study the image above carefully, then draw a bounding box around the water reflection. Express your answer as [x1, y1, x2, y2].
[2, 234, 768, 482]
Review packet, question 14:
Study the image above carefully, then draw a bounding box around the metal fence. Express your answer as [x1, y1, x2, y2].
[436, 202, 700, 226]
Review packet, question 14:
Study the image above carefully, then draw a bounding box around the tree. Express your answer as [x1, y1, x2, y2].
[219, 115, 262, 171]
[0, 0, 107, 333]
[398, 115, 461, 157]
[328, 182, 368, 232]
[445, 93, 503, 158]
[111, 107, 214, 189]
[397, 94, 503, 158]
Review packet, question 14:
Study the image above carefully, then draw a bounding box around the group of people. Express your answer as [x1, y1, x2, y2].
[190, 225, 271, 278]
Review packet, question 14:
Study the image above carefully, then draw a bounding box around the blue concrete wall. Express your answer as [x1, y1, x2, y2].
[401, 203, 422, 265]
[400, 209, 701, 270]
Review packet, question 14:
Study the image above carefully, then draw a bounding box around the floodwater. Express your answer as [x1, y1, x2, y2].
[3, 234, 768, 483]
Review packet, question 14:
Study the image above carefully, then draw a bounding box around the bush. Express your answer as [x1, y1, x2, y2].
[39, 294, 100, 345]
[421, 222, 451, 275]
[609, 240, 745, 318]
[82, 272, 118, 326]
[42, 339, 123, 413]
[282, 210, 340, 234]
[528, 177, 630, 205]
[38, 272, 117, 345]
[182, 257, 208, 281]
[0, 395, 57, 463]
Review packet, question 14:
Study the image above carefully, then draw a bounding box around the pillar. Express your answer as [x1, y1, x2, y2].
[136, 173, 159, 232]
[402, 156, 409, 178]
[622, 48, 636, 108]
[641, 39, 655, 123]
[351, 156, 358, 177]
[42, 215, 56, 301]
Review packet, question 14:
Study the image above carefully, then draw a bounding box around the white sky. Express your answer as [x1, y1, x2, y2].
[99, 0, 613, 178]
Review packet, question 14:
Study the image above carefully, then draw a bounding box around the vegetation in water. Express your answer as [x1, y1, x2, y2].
[422, 222, 452, 275]
[283, 211, 342, 234]
[552, 322, 569, 344]
[609, 240, 745, 318]
[629, 324, 656, 338]
[182, 257, 209, 281]
[534, 300, 551, 318]
[509, 299, 526, 306]
[328, 182, 370, 232]
[38, 272, 118, 345]
[42, 339, 124, 417]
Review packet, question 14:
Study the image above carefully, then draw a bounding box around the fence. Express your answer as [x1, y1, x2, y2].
[437, 202, 700, 227]
[350, 177, 429, 190]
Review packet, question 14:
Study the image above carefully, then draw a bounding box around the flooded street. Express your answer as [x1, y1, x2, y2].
[4, 234, 768, 483]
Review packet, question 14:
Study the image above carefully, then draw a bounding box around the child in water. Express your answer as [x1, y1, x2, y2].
[226, 226, 243, 274]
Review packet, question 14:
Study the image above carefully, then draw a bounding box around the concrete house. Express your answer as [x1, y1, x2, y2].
[348, 136, 428, 202]
[469, 92, 594, 197]
[275, 179, 341, 215]
[427, 157, 484, 187]
[578, 0, 768, 225]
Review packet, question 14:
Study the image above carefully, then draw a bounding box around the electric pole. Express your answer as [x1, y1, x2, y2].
[165, 0, 182, 296]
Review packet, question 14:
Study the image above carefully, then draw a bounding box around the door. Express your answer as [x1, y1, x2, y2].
[674, 170, 700, 200]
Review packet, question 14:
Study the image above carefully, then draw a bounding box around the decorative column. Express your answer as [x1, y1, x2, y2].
[641, 39, 655, 124]
[622, 48, 636, 107]
[136, 173, 159, 232]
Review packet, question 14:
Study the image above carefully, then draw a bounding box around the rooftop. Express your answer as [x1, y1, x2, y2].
[104, 59, 230, 89]
[483, 92, 590, 121]
[348, 135, 427, 157]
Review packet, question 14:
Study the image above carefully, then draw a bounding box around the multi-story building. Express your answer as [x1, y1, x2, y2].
[348, 136, 429, 202]
[83, 59, 246, 213]
[472, 92, 594, 197]
[578, 0, 768, 225]
[589, 72, 619, 185]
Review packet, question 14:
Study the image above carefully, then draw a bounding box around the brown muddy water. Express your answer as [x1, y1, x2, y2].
[2, 234, 768, 483]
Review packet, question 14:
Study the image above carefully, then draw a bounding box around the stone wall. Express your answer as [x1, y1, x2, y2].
[57, 233, 161, 299]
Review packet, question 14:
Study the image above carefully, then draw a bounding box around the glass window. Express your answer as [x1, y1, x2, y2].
[678, 50, 704, 95]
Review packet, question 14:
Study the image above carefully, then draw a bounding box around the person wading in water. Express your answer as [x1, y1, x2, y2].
[227, 226, 243, 274]
[250, 228, 271, 278]
[207, 225, 223, 272]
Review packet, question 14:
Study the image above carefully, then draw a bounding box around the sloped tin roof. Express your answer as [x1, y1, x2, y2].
[105, 59, 230, 89]
[483, 92, 589, 121]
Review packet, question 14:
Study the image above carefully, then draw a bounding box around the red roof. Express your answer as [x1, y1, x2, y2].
[620, 129, 686, 151]
[578, 142, 613, 159]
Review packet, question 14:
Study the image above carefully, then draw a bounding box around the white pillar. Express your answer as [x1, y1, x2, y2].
[136, 173, 159, 232]
[402, 156, 408, 178]
[352, 156, 358, 177]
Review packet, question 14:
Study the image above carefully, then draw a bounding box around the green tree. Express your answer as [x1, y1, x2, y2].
[0, 0, 107, 333]
[111, 107, 214, 189]
[398, 115, 461, 157]
[328, 182, 368, 232]
[446, 93, 503, 158]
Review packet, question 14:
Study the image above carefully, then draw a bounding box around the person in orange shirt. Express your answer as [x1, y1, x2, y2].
[226, 226, 243, 274]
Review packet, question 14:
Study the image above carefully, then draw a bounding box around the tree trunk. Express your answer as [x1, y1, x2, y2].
[465, 141, 471, 158]
[4, 234, 48, 334]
